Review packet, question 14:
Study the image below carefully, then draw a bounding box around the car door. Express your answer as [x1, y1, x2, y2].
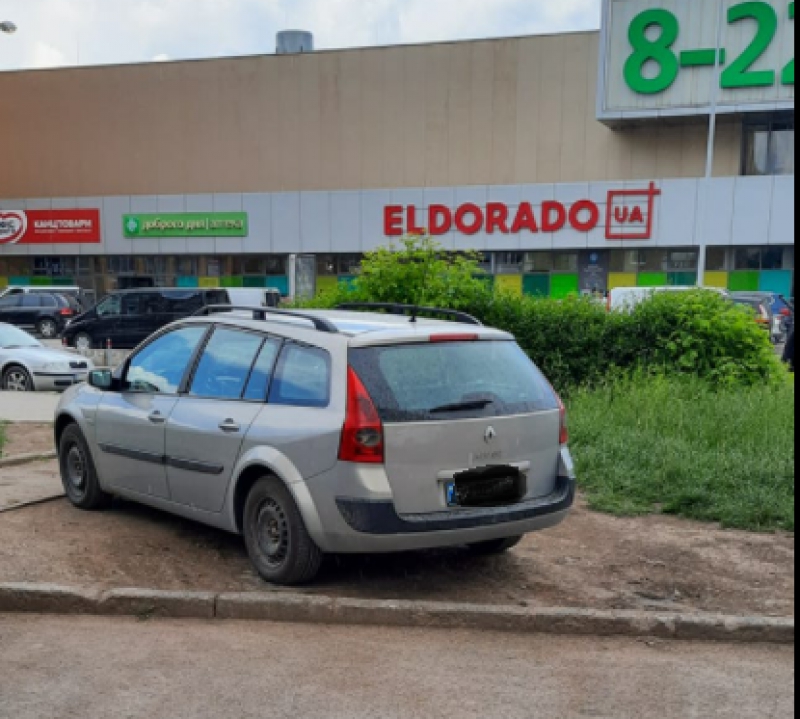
[165, 327, 281, 513]
[94, 325, 209, 499]
[0, 295, 22, 325]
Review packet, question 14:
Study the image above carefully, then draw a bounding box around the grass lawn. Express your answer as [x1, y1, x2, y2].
[569, 375, 795, 532]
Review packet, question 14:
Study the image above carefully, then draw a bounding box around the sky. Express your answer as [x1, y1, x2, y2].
[0, 0, 601, 71]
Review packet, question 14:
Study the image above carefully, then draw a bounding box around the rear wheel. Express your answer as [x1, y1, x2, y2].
[468, 536, 523, 556]
[37, 318, 59, 339]
[2, 365, 33, 392]
[74, 333, 93, 352]
[243, 477, 323, 586]
[58, 424, 112, 510]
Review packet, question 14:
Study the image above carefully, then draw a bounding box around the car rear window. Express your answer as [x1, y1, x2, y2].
[349, 341, 559, 423]
[269, 344, 331, 408]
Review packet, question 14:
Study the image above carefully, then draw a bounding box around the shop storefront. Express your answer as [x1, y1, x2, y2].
[0, 0, 794, 300]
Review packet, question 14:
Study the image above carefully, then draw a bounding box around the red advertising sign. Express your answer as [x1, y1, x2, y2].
[384, 183, 661, 241]
[0, 209, 102, 246]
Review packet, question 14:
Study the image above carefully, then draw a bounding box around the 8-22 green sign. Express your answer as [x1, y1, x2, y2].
[625, 1, 795, 94]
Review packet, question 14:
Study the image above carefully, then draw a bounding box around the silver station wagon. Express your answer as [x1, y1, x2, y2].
[55, 304, 577, 585]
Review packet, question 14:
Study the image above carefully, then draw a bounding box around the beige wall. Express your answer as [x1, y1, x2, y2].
[0, 32, 742, 200]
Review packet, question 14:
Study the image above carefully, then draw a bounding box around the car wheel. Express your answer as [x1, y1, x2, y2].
[468, 536, 524, 556]
[243, 477, 323, 586]
[74, 333, 93, 352]
[58, 424, 112, 510]
[37, 318, 59, 339]
[2, 365, 33, 392]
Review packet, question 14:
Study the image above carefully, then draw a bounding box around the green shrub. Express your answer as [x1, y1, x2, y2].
[570, 374, 796, 532]
[299, 236, 784, 391]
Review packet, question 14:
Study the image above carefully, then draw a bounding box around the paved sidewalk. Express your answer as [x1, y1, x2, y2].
[0, 460, 63, 512]
[0, 392, 59, 422]
[0, 616, 793, 719]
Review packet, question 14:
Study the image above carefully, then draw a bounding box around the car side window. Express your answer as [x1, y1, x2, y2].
[243, 338, 282, 401]
[21, 295, 41, 308]
[39, 295, 58, 308]
[269, 344, 331, 409]
[97, 295, 121, 317]
[126, 326, 208, 394]
[0, 296, 20, 308]
[189, 328, 264, 400]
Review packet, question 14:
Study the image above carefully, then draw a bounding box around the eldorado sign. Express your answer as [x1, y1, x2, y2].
[0, 209, 102, 245]
[384, 184, 662, 241]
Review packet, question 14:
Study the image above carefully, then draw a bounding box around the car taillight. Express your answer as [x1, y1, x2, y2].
[557, 394, 569, 446]
[339, 366, 385, 464]
[60, 308, 74, 316]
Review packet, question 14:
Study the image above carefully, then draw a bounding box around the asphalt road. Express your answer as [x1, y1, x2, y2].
[0, 615, 793, 719]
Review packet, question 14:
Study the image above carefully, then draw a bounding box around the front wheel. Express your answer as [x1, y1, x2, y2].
[243, 477, 323, 586]
[468, 536, 523, 556]
[2, 366, 33, 392]
[59, 424, 112, 510]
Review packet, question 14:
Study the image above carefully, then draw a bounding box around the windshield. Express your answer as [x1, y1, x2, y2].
[349, 340, 559, 423]
[0, 325, 41, 349]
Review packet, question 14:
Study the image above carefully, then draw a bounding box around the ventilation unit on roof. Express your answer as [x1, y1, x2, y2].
[277, 30, 315, 55]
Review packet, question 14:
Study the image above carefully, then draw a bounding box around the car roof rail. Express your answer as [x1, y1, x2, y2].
[336, 302, 483, 327]
[193, 305, 340, 334]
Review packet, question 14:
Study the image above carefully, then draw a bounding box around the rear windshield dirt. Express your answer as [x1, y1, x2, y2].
[349, 340, 559, 423]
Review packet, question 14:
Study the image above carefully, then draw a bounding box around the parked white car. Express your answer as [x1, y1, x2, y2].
[0, 323, 94, 392]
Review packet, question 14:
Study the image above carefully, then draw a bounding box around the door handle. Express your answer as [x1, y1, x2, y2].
[219, 419, 241, 433]
[148, 411, 167, 425]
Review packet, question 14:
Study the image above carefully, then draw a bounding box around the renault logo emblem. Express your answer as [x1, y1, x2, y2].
[484, 427, 497, 444]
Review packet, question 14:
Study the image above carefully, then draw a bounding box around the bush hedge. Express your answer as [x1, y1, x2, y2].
[301, 237, 785, 392]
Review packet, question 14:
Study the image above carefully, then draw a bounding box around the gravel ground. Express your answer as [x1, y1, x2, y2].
[0, 480, 793, 617]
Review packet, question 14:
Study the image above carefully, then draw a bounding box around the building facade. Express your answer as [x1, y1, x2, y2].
[0, 0, 795, 298]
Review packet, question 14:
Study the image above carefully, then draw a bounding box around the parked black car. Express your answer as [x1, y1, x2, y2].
[0, 292, 80, 339]
[62, 288, 231, 351]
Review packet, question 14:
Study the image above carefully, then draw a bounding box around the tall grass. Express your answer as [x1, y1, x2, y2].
[569, 375, 796, 532]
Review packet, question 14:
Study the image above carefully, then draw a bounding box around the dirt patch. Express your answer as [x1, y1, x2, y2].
[1, 423, 54, 458]
[0, 486, 793, 616]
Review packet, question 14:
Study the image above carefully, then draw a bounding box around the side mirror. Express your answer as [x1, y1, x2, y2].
[88, 370, 113, 391]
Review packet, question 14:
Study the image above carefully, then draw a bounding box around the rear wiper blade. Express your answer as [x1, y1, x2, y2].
[429, 399, 494, 414]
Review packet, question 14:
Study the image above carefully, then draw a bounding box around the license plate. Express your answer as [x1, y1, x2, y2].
[446, 468, 524, 509]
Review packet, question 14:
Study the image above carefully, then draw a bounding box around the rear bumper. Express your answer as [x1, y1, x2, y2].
[337, 475, 576, 535]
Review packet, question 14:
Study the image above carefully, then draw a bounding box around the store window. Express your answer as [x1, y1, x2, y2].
[667, 251, 699, 272]
[338, 255, 363, 275]
[496, 252, 524, 274]
[317, 255, 337, 276]
[552, 253, 579, 273]
[735, 248, 763, 270]
[523, 252, 553, 273]
[706, 248, 729, 272]
[609, 250, 640, 274]
[266, 256, 288, 275]
[34, 257, 75, 277]
[639, 250, 668, 273]
[241, 257, 264, 276]
[743, 114, 795, 176]
[0, 257, 31, 276]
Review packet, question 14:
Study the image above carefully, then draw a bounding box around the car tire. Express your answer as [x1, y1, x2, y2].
[58, 424, 112, 511]
[468, 536, 524, 556]
[2, 365, 34, 392]
[74, 333, 94, 352]
[243, 477, 323, 586]
[37, 318, 59, 339]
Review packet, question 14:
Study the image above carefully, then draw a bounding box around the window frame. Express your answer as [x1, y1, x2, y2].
[742, 113, 796, 176]
[185, 325, 283, 404]
[267, 341, 333, 410]
[122, 324, 212, 396]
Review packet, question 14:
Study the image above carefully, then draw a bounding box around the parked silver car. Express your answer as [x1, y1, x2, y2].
[55, 305, 576, 585]
[0, 323, 94, 392]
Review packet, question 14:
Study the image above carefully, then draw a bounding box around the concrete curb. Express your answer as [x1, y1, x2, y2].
[0, 451, 57, 469]
[0, 583, 793, 644]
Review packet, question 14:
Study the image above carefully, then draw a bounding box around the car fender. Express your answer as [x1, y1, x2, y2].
[226, 445, 327, 546]
[54, 388, 107, 485]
